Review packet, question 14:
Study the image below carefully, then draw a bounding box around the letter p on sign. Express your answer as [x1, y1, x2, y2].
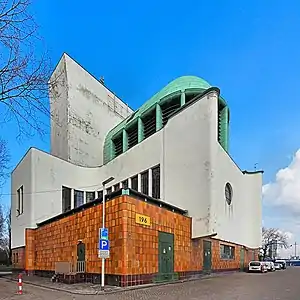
[99, 239, 110, 251]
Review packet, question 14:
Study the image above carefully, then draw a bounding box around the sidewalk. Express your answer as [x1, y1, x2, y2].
[4, 271, 238, 295]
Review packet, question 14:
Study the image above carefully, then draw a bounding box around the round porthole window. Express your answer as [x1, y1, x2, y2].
[225, 182, 233, 205]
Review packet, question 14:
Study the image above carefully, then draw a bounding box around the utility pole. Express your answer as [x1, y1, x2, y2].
[290, 242, 298, 258]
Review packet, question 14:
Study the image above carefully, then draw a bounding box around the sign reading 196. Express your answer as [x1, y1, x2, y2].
[136, 213, 151, 226]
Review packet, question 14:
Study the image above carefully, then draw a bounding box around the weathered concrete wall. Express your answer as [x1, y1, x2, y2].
[50, 53, 133, 167]
[49, 56, 69, 161]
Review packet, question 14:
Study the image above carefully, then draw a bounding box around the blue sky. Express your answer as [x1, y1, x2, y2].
[1, 0, 300, 256]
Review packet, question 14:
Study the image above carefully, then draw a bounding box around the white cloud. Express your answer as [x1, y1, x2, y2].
[263, 149, 300, 215]
[263, 149, 300, 258]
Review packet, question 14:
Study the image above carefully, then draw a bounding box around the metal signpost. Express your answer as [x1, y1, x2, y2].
[100, 176, 114, 290]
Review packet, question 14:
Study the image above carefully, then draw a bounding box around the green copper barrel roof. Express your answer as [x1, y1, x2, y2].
[103, 76, 218, 163]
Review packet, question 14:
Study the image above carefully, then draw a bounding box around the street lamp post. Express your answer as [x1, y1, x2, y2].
[101, 176, 114, 290]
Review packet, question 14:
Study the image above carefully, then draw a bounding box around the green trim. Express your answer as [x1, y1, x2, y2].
[156, 104, 162, 131]
[138, 117, 144, 142]
[122, 129, 128, 152]
[180, 91, 185, 106]
[218, 102, 229, 152]
[122, 189, 130, 195]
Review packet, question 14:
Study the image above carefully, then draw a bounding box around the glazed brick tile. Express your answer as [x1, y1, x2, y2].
[22, 195, 258, 277]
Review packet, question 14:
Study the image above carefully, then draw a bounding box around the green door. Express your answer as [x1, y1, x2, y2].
[77, 242, 85, 261]
[240, 248, 245, 271]
[158, 232, 174, 281]
[203, 240, 212, 274]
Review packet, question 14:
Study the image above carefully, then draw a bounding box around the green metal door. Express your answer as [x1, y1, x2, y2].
[203, 240, 212, 273]
[240, 248, 245, 271]
[158, 232, 174, 281]
[77, 242, 85, 261]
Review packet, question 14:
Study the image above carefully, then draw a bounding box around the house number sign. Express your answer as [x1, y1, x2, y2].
[135, 213, 151, 226]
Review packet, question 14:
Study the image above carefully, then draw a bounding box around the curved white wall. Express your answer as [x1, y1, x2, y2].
[11, 91, 263, 250]
[11, 130, 163, 248]
[212, 144, 262, 248]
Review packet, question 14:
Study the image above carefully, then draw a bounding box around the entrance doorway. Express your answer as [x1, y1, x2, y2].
[240, 248, 245, 271]
[77, 242, 85, 261]
[203, 240, 212, 274]
[158, 232, 174, 281]
[76, 242, 85, 273]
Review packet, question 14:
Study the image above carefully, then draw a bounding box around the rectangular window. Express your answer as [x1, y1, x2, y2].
[122, 179, 128, 189]
[16, 252, 18, 263]
[16, 186, 24, 216]
[127, 122, 138, 149]
[86, 191, 96, 203]
[106, 187, 112, 195]
[74, 190, 84, 208]
[220, 244, 235, 260]
[114, 183, 120, 191]
[112, 133, 123, 157]
[131, 175, 138, 191]
[152, 165, 160, 199]
[141, 170, 149, 195]
[62, 186, 72, 212]
[97, 190, 103, 201]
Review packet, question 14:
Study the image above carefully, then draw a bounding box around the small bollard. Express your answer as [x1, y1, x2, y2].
[17, 273, 23, 295]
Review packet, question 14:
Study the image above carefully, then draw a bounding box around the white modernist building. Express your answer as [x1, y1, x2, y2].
[11, 53, 263, 254]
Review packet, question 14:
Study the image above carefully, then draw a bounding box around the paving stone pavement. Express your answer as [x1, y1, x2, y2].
[1, 268, 300, 300]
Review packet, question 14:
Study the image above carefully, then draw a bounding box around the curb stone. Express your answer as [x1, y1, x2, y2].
[2, 270, 241, 296]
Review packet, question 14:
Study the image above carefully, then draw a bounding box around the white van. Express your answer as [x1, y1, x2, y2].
[248, 261, 268, 273]
[275, 260, 286, 269]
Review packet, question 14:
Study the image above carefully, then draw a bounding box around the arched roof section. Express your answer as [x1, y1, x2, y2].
[103, 76, 227, 163]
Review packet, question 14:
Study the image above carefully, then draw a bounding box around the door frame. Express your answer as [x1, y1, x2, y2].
[158, 231, 175, 281]
[77, 242, 85, 261]
[203, 240, 212, 274]
[240, 247, 245, 271]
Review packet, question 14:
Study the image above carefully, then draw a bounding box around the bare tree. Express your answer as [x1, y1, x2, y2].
[261, 227, 289, 260]
[0, 138, 9, 186]
[0, 204, 9, 264]
[0, 0, 58, 138]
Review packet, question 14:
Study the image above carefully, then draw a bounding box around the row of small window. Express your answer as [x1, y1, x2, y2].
[62, 165, 161, 213]
[220, 244, 235, 260]
[112, 92, 199, 158]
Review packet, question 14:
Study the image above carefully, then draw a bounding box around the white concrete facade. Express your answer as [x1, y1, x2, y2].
[11, 54, 262, 250]
[50, 54, 133, 167]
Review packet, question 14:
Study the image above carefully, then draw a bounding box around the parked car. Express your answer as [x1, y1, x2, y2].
[248, 261, 268, 273]
[275, 260, 287, 269]
[264, 261, 275, 272]
[274, 262, 282, 270]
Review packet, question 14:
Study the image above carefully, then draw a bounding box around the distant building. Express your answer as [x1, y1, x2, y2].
[11, 53, 263, 284]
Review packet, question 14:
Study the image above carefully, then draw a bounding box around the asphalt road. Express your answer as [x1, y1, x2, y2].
[1, 268, 299, 300]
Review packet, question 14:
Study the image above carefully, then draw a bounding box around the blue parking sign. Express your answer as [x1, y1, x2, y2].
[99, 239, 110, 251]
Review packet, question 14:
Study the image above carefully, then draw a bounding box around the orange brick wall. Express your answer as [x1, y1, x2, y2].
[28, 197, 127, 274]
[25, 196, 195, 275]
[122, 197, 199, 274]
[24, 195, 258, 275]
[211, 239, 243, 270]
[25, 229, 35, 271]
[12, 247, 25, 269]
